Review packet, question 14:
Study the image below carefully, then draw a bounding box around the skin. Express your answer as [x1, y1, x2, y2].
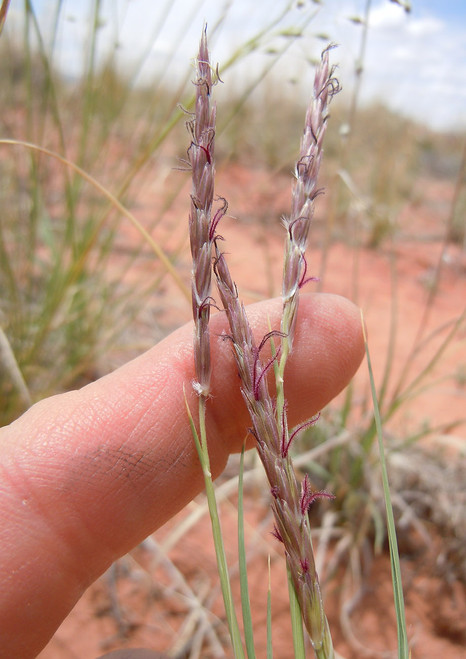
[0, 293, 364, 658]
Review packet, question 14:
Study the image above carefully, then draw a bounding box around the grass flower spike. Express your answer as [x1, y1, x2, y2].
[187, 28, 338, 658]
[213, 48, 338, 658]
[281, 46, 340, 356]
[188, 27, 218, 397]
[187, 31, 246, 656]
[214, 242, 334, 659]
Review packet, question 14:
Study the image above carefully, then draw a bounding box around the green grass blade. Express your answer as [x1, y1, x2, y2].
[286, 563, 306, 659]
[361, 311, 409, 659]
[0, 325, 32, 411]
[0, 140, 190, 303]
[238, 445, 256, 659]
[184, 392, 245, 659]
[267, 556, 273, 659]
[184, 387, 203, 464]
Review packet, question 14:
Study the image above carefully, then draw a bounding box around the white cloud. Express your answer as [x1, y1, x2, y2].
[369, 2, 408, 29]
[406, 16, 443, 38]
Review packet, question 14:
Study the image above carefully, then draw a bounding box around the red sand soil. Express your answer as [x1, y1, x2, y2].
[38, 163, 465, 658]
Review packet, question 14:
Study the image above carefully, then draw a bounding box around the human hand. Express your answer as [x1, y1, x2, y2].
[0, 293, 364, 658]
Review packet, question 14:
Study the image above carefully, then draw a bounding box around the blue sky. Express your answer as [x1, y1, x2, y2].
[416, 0, 466, 21]
[6, 0, 466, 131]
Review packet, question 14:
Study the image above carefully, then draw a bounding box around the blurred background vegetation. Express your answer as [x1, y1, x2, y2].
[1, 1, 465, 422]
[1, 1, 465, 656]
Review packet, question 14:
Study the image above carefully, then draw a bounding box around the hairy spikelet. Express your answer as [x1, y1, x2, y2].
[282, 46, 340, 350]
[188, 29, 225, 396]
